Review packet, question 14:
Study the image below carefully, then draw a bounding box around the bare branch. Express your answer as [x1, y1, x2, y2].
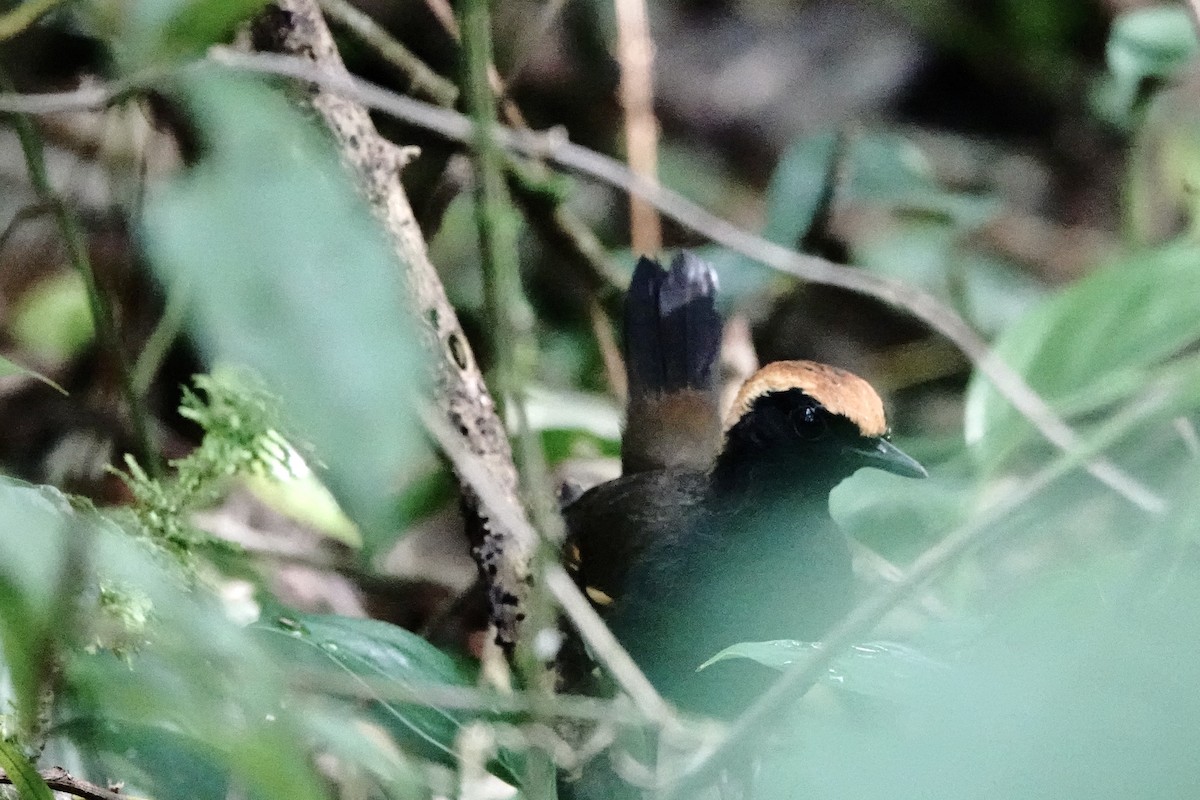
[317, 0, 458, 106]
[420, 405, 677, 729]
[0, 53, 1166, 512]
[613, 0, 662, 252]
[248, 0, 539, 651]
[198, 48, 1167, 515]
[0, 53, 1165, 512]
[0, 767, 124, 800]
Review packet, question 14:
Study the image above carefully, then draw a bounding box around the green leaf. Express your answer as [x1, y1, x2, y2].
[0, 477, 326, 800]
[252, 612, 523, 785]
[156, 0, 270, 57]
[9, 271, 93, 363]
[0, 739, 53, 800]
[964, 244, 1200, 471]
[762, 132, 839, 247]
[142, 71, 428, 555]
[842, 133, 942, 206]
[1107, 6, 1199, 86]
[697, 640, 947, 700]
[299, 702, 428, 800]
[1102, 5, 1200, 120]
[56, 717, 230, 800]
[0, 479, 141, 727]
[0, 355, 67, 395]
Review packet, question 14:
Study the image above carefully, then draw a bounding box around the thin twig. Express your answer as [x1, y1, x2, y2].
[0, 767, 124, 800]
[420, 405, 677, 730]
[317, 0, 458, 106]
[589, 299, 627, 402]
[196, 49, 1166, 515]
[460, 0, 562, 713]
[0, 201, 53, 258]
[411, 0, 622, 295]
[0, 55, 1167, 511]
[292, 667, 648, 725]
[665, 375, 1185, 798]
[544, 565, 674, 725]
[1, 70, 159, 475]
[612, 0, 661, 253]
[132, 277, 189, 396]
[0, 70, 158, 113]
[502, 0, 569, 91]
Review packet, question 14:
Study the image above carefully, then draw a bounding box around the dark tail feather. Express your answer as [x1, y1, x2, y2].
[621, 252, 723, 473]
[623, 252, 721, 397]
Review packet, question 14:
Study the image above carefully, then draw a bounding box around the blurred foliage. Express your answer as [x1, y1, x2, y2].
[3, 0, 1200, 799]
[143, 71, 429, 553]
[9, 271, 93, 362]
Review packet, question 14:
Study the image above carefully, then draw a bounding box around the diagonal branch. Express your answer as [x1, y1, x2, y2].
[664, 368, 1189, 797]
[196, 50, 1166, 516]
[0, 767, 124, 800]
[0, 53, 1166, 513]
[248, 0, 538, 651]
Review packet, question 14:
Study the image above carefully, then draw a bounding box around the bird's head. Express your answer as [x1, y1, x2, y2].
[716, 360, 926, 492]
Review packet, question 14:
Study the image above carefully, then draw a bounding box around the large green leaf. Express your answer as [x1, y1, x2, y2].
[56, 717, 229, 800]
[761, 132, 840, 248]
[142, 71, 428, 555]
[698, 640, 948, 702]
[964, 244, 1200, 471]
[252, 612, 523, 785]
[0, 477, 328, 800]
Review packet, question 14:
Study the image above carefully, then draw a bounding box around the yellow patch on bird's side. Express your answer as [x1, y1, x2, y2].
[724, 360, 888, 436]
[585, 586, 614, 606]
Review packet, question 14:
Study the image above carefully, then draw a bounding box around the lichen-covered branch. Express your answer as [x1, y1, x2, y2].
[250, 0, 536, 650]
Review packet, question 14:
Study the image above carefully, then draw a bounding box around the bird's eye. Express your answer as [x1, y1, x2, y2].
[791, 405, 827, 439]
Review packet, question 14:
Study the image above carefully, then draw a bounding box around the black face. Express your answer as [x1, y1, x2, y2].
[729, 389, 860, 450]
[721, 389, 926, 486]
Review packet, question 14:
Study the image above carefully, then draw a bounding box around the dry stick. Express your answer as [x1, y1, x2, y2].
[195, 49, 1165, 515]
[412, 0, 624, 296]
[420, 405, 676, 730]
[613, 0, 662, 253]
[0, 767, 123, 800]
[0, 55, 1165, 512]
[544, 565, 674, 724]
[0, 76, 146, 113]
[589, 299, 628, 403]
[665, 377, 1183, 798]
[317, 0, 458, 106]
[247, 1, 537, 652]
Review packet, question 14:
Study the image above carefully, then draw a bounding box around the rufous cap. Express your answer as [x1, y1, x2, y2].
[724, 360, 888, 437]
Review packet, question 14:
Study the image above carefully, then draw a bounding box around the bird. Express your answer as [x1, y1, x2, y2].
[561, 252, 926, 716]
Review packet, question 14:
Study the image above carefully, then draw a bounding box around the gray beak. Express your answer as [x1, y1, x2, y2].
[855, 438, 928, 479]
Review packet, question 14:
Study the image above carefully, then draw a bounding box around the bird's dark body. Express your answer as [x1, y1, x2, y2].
[564, 399, 858, 714]
[554, 254, 926, 717]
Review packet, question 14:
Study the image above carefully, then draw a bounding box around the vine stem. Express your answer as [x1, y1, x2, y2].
[0, 69, 159, 475]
